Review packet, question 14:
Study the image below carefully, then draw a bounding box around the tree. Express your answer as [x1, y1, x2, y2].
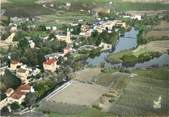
[71, 24, 81, 35]
[100, 62, 105, 68]
[20, 23, 28, 31]
[2, 69, 21, 89]
[137, 29, 147, 45]
[13, 31, 28, 41]
[121, 54, 138, 67]
[1, 16, 10, 26]
[18, 38, 29, 50]
[37, 25, 46, 31]
[10, 102, 21, 111]
[24, 48, 38, 66]
[24, 92, 37, 108]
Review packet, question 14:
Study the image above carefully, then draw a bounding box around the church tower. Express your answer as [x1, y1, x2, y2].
[66, 28, 71, 44]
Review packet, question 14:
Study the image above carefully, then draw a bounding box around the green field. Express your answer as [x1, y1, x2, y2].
[46, 67, 169, 116]
[2, 0, 169, 18]
[108, 67, 169, 116]
[107, 49, 132, 64]
[2, 0, 53, 17]
[48, 108, 106, 117]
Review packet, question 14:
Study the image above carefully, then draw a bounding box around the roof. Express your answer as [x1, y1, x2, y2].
[10, 84, 31, 100]
[11, 60, 20, 64]
[10, 92, 26, 100]
[5, 88, 14, 95]
[43, 59, 56, 65]
[17, 68, 27, 73]
[64, 48, 70, 51]
[18, 84, 31, 91]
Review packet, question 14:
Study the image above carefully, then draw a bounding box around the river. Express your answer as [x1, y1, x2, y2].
[87, 27, 138, 66]
[86, 27, 169, 68]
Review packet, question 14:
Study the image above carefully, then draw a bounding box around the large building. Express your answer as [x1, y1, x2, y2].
[94, 20, 126, 33]
[43, 58, 59, 72]
[8, 84, 32, 104]
[56, 28, 72, 44]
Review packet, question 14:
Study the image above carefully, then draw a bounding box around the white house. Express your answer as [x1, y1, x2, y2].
[99, 42, 112, 51]
[8, 84, 33, 104]
[43, 58, 59, 72]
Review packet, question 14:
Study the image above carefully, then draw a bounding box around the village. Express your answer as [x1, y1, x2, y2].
[1, 0, 169, 116]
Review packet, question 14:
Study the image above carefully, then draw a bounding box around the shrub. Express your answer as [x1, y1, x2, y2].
[92, 104, 102, 110]
[167, 49, 169, 54]
[138, 52, 161, 63]
[121, 54, 138, 67]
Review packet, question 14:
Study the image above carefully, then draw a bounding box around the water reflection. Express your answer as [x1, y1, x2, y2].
[87, 27, 138, 66]
[134, 54, 169, 68]
[114, 27, 138, 53]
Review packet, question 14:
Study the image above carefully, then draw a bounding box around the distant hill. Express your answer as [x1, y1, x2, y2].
[122, 0, 169, 3]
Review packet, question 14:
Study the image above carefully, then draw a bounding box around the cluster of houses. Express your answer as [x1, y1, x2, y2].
[79, 19, 127, 38]
[43, 29, 73, 72]
[43, 49, 72, 72]
[0, 84, 34, 111]
[0, 13, 143, 111]
[0, 60, 39, 110]
[79, 24, 93, 37]
[93, 20, 127, 33]
[0, 27, 73, 111]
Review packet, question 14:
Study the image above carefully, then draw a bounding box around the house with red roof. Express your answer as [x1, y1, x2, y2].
[43, 58, 59, 72]
[7, 84, 33, 104]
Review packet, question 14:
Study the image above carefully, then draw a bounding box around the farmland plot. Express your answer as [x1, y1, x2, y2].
[109, 71, 169, 116]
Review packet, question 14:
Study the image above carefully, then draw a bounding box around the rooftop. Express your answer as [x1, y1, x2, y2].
[10, 84, 31, 100]
[43, 59, 56, 65]
[11, 60, 20, 64]
[17, 68, 27, 73]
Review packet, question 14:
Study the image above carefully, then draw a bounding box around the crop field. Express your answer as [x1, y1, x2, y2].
[73, 68, 101, 82]
[36, 12, 95, 25]
[2, 0, 169, 18]
[39, 80, 107, 113]
[95, 72, 130, 87]
[107, 50, 132, 64]
[134, 40, 169, 54]
[145, 21, 169, 40]
[108, 67, 169, 116]
[122, 0, 169, 3]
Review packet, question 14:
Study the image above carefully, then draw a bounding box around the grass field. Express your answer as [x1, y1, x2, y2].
[134, 40, 169, 54]
[36, 11, 95, 25]
[2, 0, 53, 17]
[106, 67, 169, 116]
[73, 68, 101, 82]
[145, 21, 169, 41]
[48, 108, 107, 117]
[39, 80, 107, 114]
[2, 0, 169, 18]
[107, 50, 132, 64]
[95, 72, 130, 87]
